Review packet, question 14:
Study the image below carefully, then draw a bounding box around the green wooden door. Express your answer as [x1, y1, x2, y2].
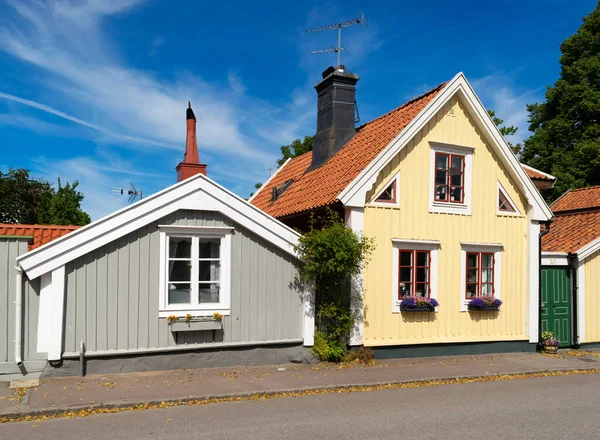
[541, 267, 572, 347]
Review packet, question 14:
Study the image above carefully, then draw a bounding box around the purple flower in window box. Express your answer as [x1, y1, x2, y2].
[400, 295, 438, 312]
[468, 295, 502, 311]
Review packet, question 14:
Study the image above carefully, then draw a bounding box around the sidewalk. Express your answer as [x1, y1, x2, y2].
[2, 350, 600, 421]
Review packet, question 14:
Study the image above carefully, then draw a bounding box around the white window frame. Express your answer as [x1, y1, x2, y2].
[429, 142, 474, 216]
[460, 242, 503, 312]
[158, 225, 233, 318]
[497, 181, 521, 216]
[370, 171, 400, 207]
[391, 239, 440, 313]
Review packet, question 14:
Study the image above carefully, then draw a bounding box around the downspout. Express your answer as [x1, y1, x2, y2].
[14, 265, 24, 367]
[538, 220, 552, 348]
[567, 252, 580, 348]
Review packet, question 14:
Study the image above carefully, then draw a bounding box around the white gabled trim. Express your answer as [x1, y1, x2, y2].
[158, 225, 235, 234]
[47, 266, 66, 361]
[345, 207, 364, 346]
[459, 243, 502, 312]
[576, 236, 600, 261]
[247, 158, 291, 204]
[17, 173, 301, 280]
[497, 181, 522, 217]
[338, 72, 553, 222]
[369, 171, 400, 207]
[577, 261, 586, 343]
[528, 220, 540, 343]
[429, 143, 473, 216]
[391, 240, 440, 313]
[521, 164, 557, 181]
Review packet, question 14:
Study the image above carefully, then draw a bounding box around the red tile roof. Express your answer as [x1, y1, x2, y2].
[551, 186, 600, 213]
[0, 223, 81, 251]
[522, 165, 556, 181]
[251, 82, 447, 218]
[543, 186, 600, 253]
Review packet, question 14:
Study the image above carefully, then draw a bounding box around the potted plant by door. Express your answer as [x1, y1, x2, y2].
[541, 331, 559, 354]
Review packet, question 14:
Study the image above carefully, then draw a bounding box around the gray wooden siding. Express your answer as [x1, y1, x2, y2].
[63, 210, 302, 353]
[0, 238, 42, 363]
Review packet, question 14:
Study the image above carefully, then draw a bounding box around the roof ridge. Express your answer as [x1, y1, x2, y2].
[565, 185, 600, 192]
[0, 223, 81, 229]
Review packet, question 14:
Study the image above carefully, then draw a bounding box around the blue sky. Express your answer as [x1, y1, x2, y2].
[0, 0, 596, 220]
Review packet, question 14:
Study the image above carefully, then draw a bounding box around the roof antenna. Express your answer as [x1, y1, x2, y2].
[307, 13, 366, 67]
[112, 182, 143, 203]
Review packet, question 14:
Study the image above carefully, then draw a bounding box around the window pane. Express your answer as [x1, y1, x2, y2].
[482, 254, 493, 268]
[400, 267, 412, 282]
[377, 183, 394, 201]
[482, 269, 493, 283]
[199, 283, 220, 303]
[451, 156, 463, 172]
[467, 269, 478, 283]
[199, 261, 220, 282]
[399, 282, 411, 296]
[415, 283, 428, 297]
[481, 283, 493, 296]
[416, 252, 429, 267]
[466, 284, 478, 298]
[400, 251, 412, 267]
[450, 186, 463, 202]
[435, 154, 448, 169]
[467, 253, 478, 268]
[168, 283, 191, 304]
[416, 267, 428, 283]
[169, 237, 191, 258]
[199, 239, 220, 259]
[450, 173, 462, 186]
[435, 170, 447, 185]
[435, 185, 448, 200]
[168, 260, 191, 282]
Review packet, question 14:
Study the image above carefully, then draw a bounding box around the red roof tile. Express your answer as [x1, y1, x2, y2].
[522, 165, 556, 181]
[551, 186, 600, 213]
[251, 82, 447, 218]
[542, 210, 600, 253]
[0, 223, 81, 251]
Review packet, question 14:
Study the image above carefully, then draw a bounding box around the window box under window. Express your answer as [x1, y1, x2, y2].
[467, 304, 501, 312]
[400, 304, 436, 312]
[399, 295, 439, 312]
[169, 319, 223, 332]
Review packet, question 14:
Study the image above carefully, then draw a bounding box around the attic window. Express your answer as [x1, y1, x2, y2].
[376, 181, 396, 203]
[271, 179, 294, 202]
[498, 190, 515, 212]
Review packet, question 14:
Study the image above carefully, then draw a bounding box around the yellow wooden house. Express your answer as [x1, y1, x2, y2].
[251, 67, 553, 356]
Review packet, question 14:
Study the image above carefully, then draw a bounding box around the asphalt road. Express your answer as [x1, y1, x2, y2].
[2, 373, 599, 439]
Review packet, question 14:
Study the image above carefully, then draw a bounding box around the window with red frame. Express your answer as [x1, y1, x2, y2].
[434, 152, 465, 203]
[375, 180, 396, 203]
[466, 252, 494, 299]
[398, 250, 430, 299]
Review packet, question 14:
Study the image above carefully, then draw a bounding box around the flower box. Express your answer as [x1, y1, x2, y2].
[400, 305, 436, 312]
[170, 320, 222, 332]
[468, 304, 500, 311]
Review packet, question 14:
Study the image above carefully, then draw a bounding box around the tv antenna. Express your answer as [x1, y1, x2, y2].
[112, 182, 143, 203]
[307, 14, 366, 67]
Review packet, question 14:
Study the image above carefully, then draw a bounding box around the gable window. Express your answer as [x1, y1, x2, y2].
[434, 152, 464, 203]
[159, 226, 232, 317]
[392, 239, 440, 312]
[429, 143, 473, 215]
[497, 182, 520, 216]
[376, 181, 396, 203]
[398, 249, 430, 298]
[371, 172, 400, 207]
[465, 252, 494, 299]
[460, 243, 502, 311]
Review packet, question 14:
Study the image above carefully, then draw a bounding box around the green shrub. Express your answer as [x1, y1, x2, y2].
[312, 332, 330, 361]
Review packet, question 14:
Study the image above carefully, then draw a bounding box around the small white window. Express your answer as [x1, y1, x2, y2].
[159, 226, 232, 317]
[497, 181, 521, 216]
[460, 243, 502, 312]
[429, 142, 473, 215]
[370, 172, 400, 207]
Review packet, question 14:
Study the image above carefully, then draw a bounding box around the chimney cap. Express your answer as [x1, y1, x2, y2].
[186, 101, 196, 121]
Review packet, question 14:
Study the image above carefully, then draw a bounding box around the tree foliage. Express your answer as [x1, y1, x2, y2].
[277, 136, 313, 167]
[0, 168, 91, 225]
[295, 209, 374, 362]
[520, 5, 600, 201]
[488, 109, 522, 156]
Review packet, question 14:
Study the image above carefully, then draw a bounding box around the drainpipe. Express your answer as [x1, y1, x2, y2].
[14, 265, 24, 367]
[567, 252, 580, 348]
[538, 220, 552, 348]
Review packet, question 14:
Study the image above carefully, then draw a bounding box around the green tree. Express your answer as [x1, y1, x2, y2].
[0, 168, 91, 225]
[277, 136, 313, 167]
[520, 5, 600, 201]
[488, 110, 522, 156]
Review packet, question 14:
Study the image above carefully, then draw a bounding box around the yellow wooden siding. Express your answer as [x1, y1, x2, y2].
[363, 96, 530, 346]
[584, 251, 600, 343]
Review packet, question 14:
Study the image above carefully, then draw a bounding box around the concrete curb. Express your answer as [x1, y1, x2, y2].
[1, 366, 599, 422]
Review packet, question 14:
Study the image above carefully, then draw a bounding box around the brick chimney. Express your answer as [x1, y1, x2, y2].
[176, 102, 207, 182]
[310, 65, 359, 170]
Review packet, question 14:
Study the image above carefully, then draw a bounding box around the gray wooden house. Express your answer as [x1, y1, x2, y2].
[1, 105, 313, 377]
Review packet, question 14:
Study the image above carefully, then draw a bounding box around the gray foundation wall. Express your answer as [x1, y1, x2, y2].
[63, 210, 304, 355]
